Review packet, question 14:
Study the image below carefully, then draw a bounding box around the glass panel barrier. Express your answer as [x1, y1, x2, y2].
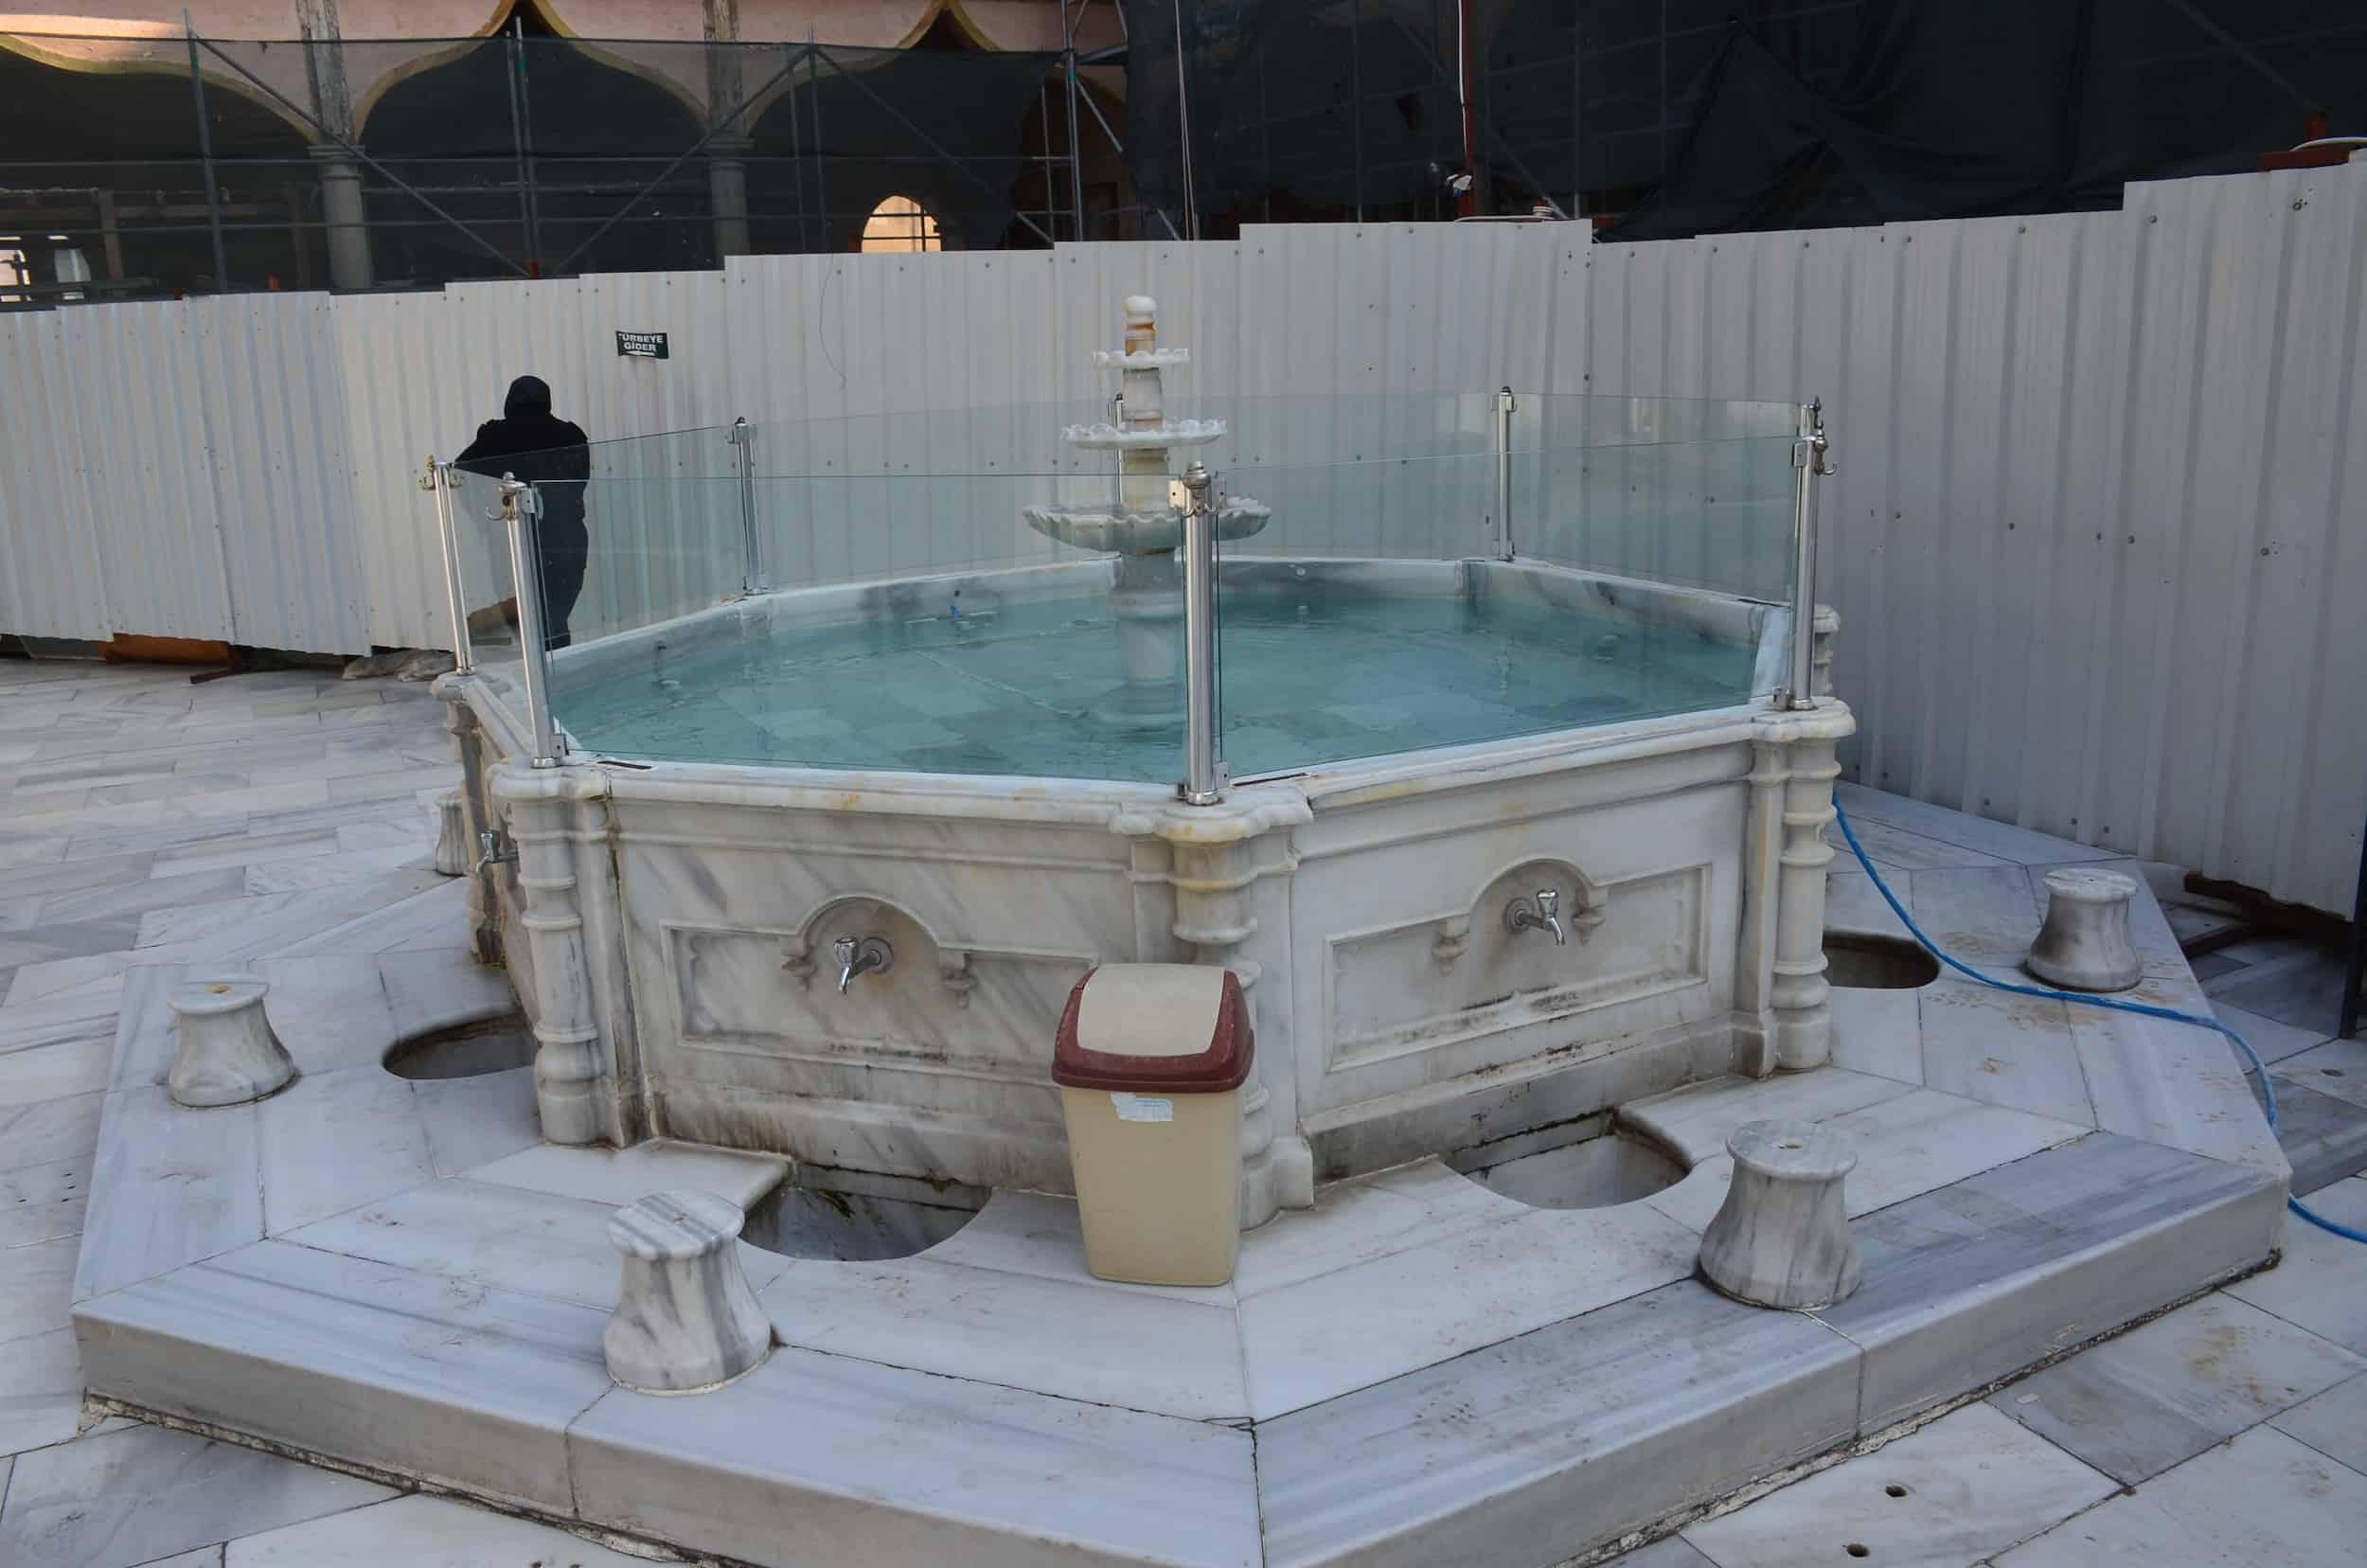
[1212, 426, 1799, 780]
[543, 462, 1191, 785]
[445, 463, 533, 724]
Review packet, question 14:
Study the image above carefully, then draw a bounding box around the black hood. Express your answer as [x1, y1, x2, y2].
[503, 375, 554, 419]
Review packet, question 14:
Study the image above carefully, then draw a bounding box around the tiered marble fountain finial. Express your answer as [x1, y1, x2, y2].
[1023, 294, 1271, 726]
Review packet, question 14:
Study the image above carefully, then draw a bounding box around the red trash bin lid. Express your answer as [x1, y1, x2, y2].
[1051, 964, 1254, 1093]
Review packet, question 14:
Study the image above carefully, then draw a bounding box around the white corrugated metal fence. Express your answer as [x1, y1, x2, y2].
[1, 167, 2359, 910]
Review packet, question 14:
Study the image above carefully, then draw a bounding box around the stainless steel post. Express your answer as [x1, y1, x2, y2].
[420, 457, 472, 672]
[1782, 400, 1834, 711]
[729, 417, 763, 592]
[1175, 461, 1225, 805]
[495, 473, 561, 766]
[1494, 385, 1516, 561]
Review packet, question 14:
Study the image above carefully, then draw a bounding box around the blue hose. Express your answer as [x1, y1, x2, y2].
[1828, 796, 2367, 1245]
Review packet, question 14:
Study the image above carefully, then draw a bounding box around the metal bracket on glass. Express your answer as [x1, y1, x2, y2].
[491, 472, 564, 769]
[1778, 401, 1834, 713]
[419, 456, 472, 674]
[1175, 460, 1227, 807]
[727, 417, 765, 594]
[1494, 386, 1517, 561]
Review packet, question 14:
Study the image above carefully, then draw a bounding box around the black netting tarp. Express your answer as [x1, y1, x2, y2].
[1118, 0, 2367, 241]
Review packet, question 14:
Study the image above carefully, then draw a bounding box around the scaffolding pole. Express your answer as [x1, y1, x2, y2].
[184, 13, 229, 288]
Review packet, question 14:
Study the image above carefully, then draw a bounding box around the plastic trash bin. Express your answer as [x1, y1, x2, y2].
[1052, 963, 1254, 1286]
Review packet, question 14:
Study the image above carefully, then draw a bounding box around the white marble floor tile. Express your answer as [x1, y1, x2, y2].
[0, 1418, 395, 1568]
[1836, 784, 2107, 867]
[270, 880, 471, 956]
[760, 1252, 1251, 1419]
[0, 1150, 88, 1248]
[0, 1035, 113, 1109]
[921, 1189, 1239, 1304]
[1237, 1200, 1700, 1418]
[1826, 985, 1925, 1082]
[2275, 1038, 2367, 1112]
[570, 1345, 1263, 1568]
[377, 948, 516, 1038]
[33, 866, 246, 930]
[73, 1082, 265, 1302]
[247, 956, 398, 1075]
[1994, 1425, 2367, 1566]
[1825, 864, 1916, 936]
[6, 953, 132, 1006]
[1907, 864, 2046, 971]
[133, 871, 445, 954]
[0, 1233, 78, 1345]
[2269, 1369, 2367, 1474]
[2074, 1007, 2282, 1177]
[1237, 1161, 1519, 1298]
[0, 1090, 103, 1171]
[1988, 1291, 2365, 1483]
[463, 1138, 788, 1209]
[0, 851, 155, 905]
[1682, 1401, 2115, 1568]
[143, 830, 340, 881]
[1917, 980, 2093, 1123]
[241, 846, 424, 894]
[2216, 1001, 2335, 1064]
[256, 1066, 436, 1234]
[0, 985, 122, 1060]
[0, 1325, 84, 1455]
[1622, 1068, 1918, 1165]
[410, 1068, 541, 1179]
[276, 1178, 750, 1312]
[1826, 812, 2014, 872]
[2224, 1178, 2367, 1353]
[222, 1494, 650, 1568]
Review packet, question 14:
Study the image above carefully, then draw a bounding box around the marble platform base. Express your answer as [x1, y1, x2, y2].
[66, 792, 2291, 1568]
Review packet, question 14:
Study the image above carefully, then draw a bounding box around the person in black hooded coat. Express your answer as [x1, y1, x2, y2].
[455, 375, 591, 650]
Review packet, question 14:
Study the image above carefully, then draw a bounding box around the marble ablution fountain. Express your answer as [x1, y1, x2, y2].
[65, 294, 2289, 1568]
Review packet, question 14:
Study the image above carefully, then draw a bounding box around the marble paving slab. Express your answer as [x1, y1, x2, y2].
[0, 1150, 89, 1248]
[2275, 1037, 2367, 1112]
[1236, 1198, 1700, 1418]
[1643, 1087, 2089, 1235]
[1994, 1425, 2367, 1566]
[2215, 1000, 2335, 1064]
[1824, 986, 1921, 1081]
[0, 1089, 104, 1171]
[1682, 1401, 2114, 1568]
[255, 1066, 436, 1234]
[2, 1233, 77, 1346]
[73, 1083, 263, 1302]
[2223, 1177, 2367, 1354]
[1814, 1132, 2285, 1430]
[1257, 1278, 1859, 1568]
[410, 1067, 542, 1178]
[0, 1324, 85, 1455]
[1834, 783, 2120, 868]
[1986, 1290, 2364, 1484]
[78, 1239, 614, 1512]
[0, 1409, 395, 1568]
[375, 948, 516, 1039]
[2074, 1007, 2285, 1179]
[2269, 1369, 2367, 1474]
[1622, 1068, 1917, 1166]
[0, 1035, 113, 1108]
[568, 1345, 1264, 1568]
[222, 1494, 651, 1568]
[2270, 1078, 2367, 1197]
[1916, 978, 2093, 1123]
[464, 1138, 790, 1211]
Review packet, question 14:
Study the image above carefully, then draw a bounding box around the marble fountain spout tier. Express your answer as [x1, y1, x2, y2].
[1023, 294, 1270, 729]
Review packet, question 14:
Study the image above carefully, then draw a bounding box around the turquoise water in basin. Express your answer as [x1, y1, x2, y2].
[550, 589, 1758, 783]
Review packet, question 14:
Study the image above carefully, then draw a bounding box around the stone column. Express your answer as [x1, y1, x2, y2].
[491, 759, 623, 1147]
[438, 684, 501, 966]
[1115, 791, 1315, 1228]
[1770, 730, 1842, 1072]
[297, 1, 373, 291]
[310, 147, 373, 291]
[707, 135, 754, 259]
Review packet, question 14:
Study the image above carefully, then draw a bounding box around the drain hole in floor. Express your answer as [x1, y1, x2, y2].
[1824, 931, 1940, 989]
[1884, 1484, 1908, 1497]
[383, 1013, 535, 1079]
[1846, 1546, 1871, 1559]
[742, 1172, 985, 1261]
[1449, 1126, 1685, 1209]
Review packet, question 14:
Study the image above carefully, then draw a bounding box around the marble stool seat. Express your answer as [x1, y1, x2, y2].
[432, 790, 470, 877]
[166, 977, 296, 1108]
[1698, 1119, 1862, 1310]
[603, 1190, 774, 1394]
[2025, 866, 2144, 992]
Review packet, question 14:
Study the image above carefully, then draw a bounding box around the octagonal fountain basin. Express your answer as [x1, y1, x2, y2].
[543, 556, 1786, 781]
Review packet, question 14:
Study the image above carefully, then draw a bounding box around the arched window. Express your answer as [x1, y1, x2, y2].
[859, 195, 943, 254]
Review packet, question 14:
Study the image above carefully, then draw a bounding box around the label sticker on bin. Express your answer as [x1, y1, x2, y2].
[1110, 1092, 1174, 1123]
